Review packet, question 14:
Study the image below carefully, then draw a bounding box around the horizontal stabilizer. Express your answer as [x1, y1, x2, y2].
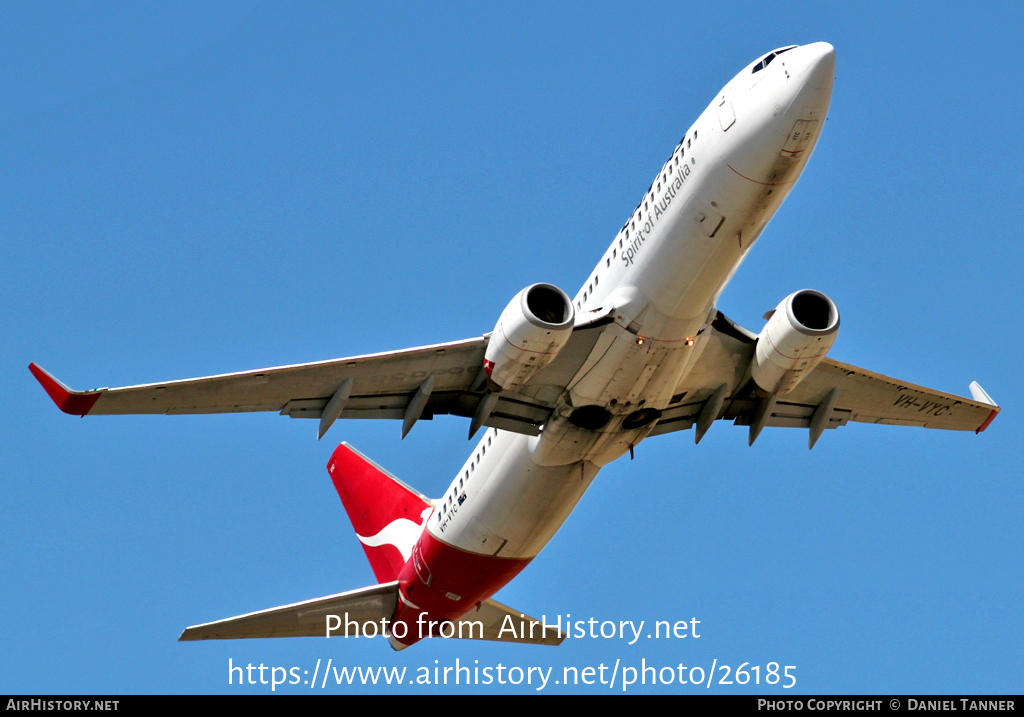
[179, 581, 563, 646]
[179, 582, 398, 641]
[459, 599, 564, 646]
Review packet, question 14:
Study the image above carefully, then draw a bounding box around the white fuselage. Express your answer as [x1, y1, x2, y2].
[430, 43, 836, 560]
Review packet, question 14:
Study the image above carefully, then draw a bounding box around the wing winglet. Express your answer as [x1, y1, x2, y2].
[968, 381, 999, 434]
[28, 363, 102, 416]
[969, 381, 996, 406]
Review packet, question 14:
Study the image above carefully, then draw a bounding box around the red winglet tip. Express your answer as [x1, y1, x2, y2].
[976, 408, 999, 434]
[28, 362, 101, 416]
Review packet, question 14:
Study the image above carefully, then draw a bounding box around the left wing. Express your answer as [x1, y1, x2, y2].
[31, 312, 614, 439]
[31, 338, 488, 419]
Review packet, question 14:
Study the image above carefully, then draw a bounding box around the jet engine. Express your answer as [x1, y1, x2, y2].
[752, 289, 839, 395]
[484, 283, 575, 390]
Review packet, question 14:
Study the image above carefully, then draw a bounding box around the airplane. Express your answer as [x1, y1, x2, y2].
[29, 42, 999, 650]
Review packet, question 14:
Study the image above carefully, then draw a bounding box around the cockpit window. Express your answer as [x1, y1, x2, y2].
[752, 46, 797, 74]
[752, 53, 775, 73]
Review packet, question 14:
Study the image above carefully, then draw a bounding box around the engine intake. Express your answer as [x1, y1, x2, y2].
[752, 289, 839, 395]
[484, 283, 575, 390]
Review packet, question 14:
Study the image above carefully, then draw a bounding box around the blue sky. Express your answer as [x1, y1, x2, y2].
[2, 1, 1022, 694]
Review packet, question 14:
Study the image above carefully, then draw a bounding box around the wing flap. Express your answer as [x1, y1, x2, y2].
[649, 397, 852, 436]
[726, 399, 852, 428]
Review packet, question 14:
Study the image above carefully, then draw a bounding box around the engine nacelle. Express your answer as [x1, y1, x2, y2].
[752, 289, 840, 395]
[484, 283, 575, 390]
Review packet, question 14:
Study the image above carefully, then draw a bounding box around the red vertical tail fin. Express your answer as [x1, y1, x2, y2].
[327, 443, 434, 583]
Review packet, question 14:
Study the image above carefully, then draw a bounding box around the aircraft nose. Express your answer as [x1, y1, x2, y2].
[773, 42, 835, 115]
[792, 42, 835, 91]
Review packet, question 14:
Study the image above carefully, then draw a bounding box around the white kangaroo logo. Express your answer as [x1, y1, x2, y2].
[356, 506, 432, 562]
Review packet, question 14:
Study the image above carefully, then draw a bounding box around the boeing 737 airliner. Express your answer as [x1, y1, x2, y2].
[30, 43, 999, 649]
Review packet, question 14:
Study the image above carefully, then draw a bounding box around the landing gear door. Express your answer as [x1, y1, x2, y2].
[717, 95, 736, 131]
[781, 119, 819, 157]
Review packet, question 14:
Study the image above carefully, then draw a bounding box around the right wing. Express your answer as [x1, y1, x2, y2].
[651, 311, 999, 442]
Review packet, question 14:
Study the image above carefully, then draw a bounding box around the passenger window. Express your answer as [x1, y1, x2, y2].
[657, 182, 661, 191]
[465, 470, 469, 480]
[487, 436, 492, 445]
[606, 258, 610, 267]
[612, 249, 616, 258]
[481, 445, 485, 455]
[459, 478, 463, 488]
[594, 275, 599, 286]
[694, 130, 698, 139]
[619, 239, 623, 248]
[687, 139, 691, 148]
[669, 165, 673, 174]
